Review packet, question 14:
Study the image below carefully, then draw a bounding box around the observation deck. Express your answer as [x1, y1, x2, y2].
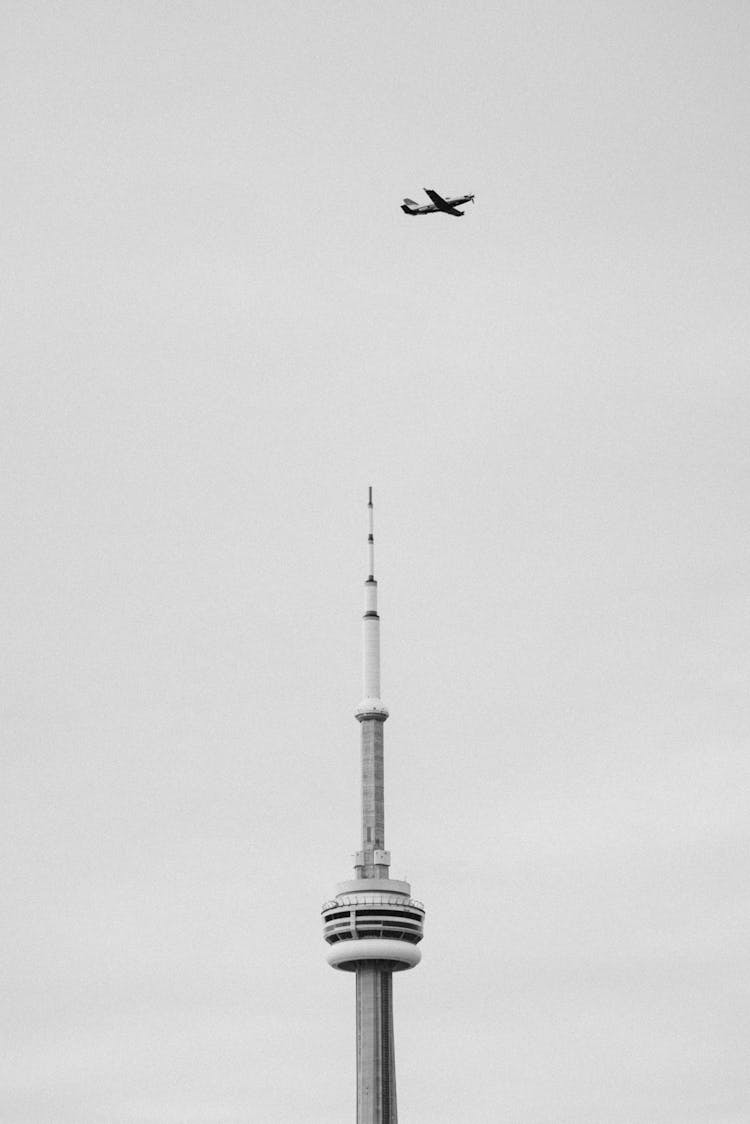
[321, 879, 425, 972]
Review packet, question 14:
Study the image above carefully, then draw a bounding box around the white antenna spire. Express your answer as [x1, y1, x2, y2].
[356, 487, 388, 720]
[367, 486, 375, 579]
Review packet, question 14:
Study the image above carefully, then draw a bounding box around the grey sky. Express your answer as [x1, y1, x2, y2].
[3, 2, 749, 1121]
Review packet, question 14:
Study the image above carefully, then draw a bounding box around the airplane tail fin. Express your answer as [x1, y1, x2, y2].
[401, 199, 419, 215]
[403, 198, 418, 206]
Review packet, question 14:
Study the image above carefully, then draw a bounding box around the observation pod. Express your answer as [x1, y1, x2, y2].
[322, 880, 425, 971]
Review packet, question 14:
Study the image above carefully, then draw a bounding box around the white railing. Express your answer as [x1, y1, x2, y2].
[321, 896, 424, 913]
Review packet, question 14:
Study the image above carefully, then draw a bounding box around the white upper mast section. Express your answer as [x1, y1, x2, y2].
[355, 487, 389, 721]
[368, 486, 375, 579]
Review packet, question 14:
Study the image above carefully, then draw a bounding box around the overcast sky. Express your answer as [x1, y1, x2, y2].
[3, 2, 749, 1121]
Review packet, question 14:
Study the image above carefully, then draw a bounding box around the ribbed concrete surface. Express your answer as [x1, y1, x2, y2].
[360, 718, 387, 877]
[356, 965, 397, 1124]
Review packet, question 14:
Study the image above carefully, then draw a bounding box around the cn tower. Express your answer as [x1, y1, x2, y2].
[322, 489, 424, 1123]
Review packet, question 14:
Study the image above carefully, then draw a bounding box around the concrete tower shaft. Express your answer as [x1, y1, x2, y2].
[357, 966, 397, 1122]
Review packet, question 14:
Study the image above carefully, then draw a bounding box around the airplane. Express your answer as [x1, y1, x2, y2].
[401, 188, 475, 217]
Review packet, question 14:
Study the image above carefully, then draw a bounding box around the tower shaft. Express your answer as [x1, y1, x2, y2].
[360, 717, 387, 876]
[356, 966, 397, 1123]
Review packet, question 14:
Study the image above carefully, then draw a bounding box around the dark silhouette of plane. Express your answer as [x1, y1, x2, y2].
[401, 188, 475, 217]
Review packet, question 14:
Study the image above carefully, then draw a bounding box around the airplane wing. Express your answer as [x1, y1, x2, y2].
[423, 188, 464, 216]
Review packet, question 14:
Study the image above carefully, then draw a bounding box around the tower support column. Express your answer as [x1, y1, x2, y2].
[359, 716, 388, 877]
[356, 965, 397, 1124]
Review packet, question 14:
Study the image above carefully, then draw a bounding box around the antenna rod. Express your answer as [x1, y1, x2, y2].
[357, 487, 387, 719]
[367, 486, 375, 580]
